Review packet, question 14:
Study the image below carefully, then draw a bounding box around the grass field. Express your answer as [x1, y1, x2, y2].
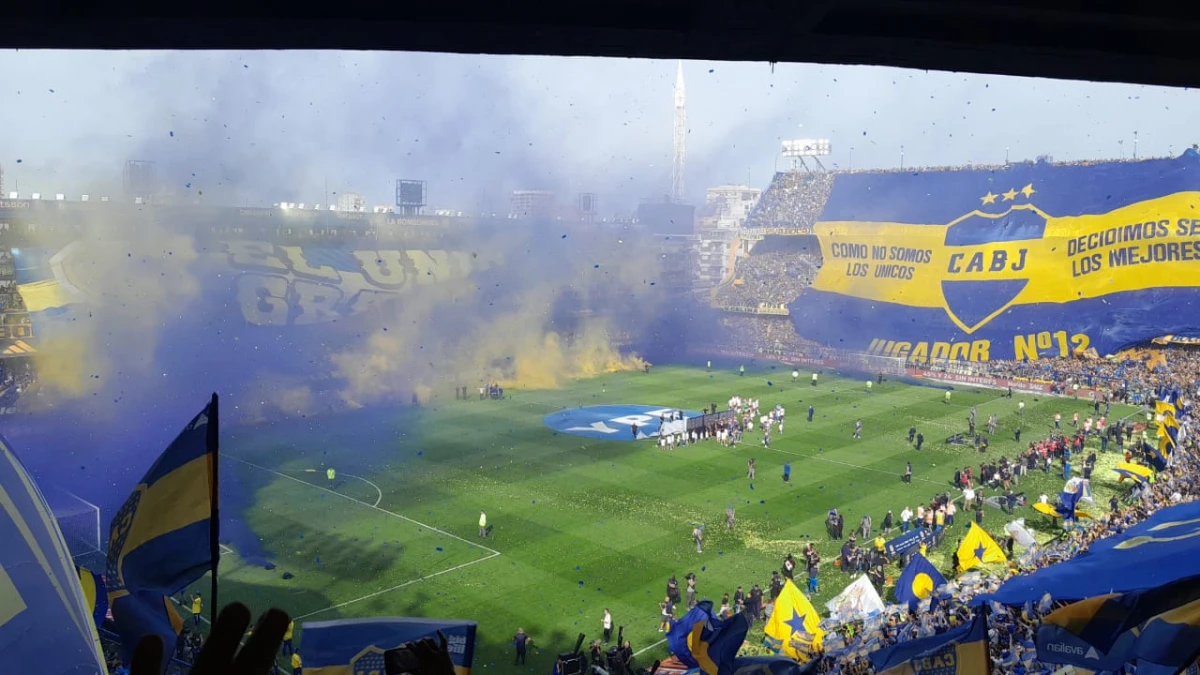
[181, 362, 1141, 673]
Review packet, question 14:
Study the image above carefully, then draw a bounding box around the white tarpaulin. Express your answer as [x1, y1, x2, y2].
[1004, 519, 1037, 548]
[659, 419, 688, 437]
[825, 574, 885, 620]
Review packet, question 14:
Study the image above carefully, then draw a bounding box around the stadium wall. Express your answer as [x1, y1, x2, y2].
[788, 151, 1200, 361]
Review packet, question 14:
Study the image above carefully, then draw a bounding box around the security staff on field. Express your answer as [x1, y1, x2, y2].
[326, 467, 335, 489]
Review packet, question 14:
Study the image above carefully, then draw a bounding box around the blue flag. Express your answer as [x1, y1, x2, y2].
[869, 611, 990, 675]
[1055, 489, 1081, 520]
[894, 554, 948, 611]
[980, 499, 1200, 606]
[667, 600, 751, 675]
[301, 617, 478, 675]
[0, 434, 107, 675]
[883, 526, 936, 559]
[1036, 573, 1200, 674]
[106, 399, 218, 672]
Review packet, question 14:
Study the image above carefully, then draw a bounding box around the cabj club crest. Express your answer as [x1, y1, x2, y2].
[939, 185, 1047, 333]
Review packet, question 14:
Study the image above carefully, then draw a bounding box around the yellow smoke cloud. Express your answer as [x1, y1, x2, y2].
[26, 224, 200, 410]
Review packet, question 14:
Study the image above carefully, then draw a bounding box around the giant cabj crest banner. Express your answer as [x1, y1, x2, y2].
[789, 151, 1200, 361]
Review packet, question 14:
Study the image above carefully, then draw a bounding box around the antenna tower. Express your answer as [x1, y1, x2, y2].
[671, 61, 686, 202]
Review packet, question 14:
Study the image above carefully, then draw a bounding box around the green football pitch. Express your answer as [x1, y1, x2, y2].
[181, 363, 1141, 673]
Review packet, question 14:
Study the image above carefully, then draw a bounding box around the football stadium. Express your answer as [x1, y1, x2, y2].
[5, 54, 1200, 675]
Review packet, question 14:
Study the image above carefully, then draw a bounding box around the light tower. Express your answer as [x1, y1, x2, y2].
[671, 60, 686, 202]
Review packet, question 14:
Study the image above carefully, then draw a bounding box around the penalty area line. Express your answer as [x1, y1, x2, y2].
[293, 551, 502, 620]
[302, 468, 383, 507]
[224, 454, 501, 556]
[633, 638, 667, 657]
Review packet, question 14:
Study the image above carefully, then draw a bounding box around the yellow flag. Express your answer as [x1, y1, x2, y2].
[763, 579, 824, 659]
[956, 522, 1006, 572]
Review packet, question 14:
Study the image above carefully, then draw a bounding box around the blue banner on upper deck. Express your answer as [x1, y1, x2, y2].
[789, 151, 1200, 361]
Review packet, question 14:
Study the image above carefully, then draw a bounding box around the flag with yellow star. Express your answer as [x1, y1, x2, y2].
[763, 579, 825, 660]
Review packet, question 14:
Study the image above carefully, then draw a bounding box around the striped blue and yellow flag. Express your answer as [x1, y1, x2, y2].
[106, 397, 219, 671]
[1037, 573, 1200, 674]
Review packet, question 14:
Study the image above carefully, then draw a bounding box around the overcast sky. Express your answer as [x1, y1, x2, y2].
[1, 50, 1196, 214]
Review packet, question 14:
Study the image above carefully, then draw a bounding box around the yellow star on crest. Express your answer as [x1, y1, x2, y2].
[1002, 188, 1018, 201]
[1021, 183, 1035, 198]
[980, 192, 998, 205]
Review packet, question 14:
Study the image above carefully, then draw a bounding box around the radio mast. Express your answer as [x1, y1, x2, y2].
[671, 61, 686, 202]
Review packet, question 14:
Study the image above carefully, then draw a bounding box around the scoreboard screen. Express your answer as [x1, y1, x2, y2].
[396, 180, 426, 207]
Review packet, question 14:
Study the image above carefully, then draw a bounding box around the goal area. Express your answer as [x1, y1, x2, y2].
[46, 488, 104, 571]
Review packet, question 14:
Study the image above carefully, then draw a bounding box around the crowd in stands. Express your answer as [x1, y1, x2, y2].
[714, 252, 821, 308]
[921, 346, 1200, 405]
[743, 173, 834, 231]
[711, 315, 828, 358]
[0, 355, 35, 411]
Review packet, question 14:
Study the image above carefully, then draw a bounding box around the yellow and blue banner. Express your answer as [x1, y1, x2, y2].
[868, 611, 990, 675]
[787, 153, 1200, 360]
[895, 553, 948, 610]
[666, 600, 751, 675]
[955, 523, 1006, 572]
[301, 617, 477, 675]
[1113, 462, 1154, 484]
[982, 500, 1200, 606]
[764, 578, 825, 660]
[76, 565, 108, 631]
[106, 398, 218, 671]
[106, 401, 216, 598]
[1036, 573, 1200, 674]
[0, 433, 106, 675]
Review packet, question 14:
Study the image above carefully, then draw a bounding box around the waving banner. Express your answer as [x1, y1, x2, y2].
[789, 151, 1200, 361]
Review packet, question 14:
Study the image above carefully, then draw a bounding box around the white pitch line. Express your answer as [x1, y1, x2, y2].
[342, 473, 384, 508]
[224, 454, 501, 556]
[219, 543, 234, 555]
[633, 638, 668, 657]
[293, 551, 502, 620]
[766, 445, 945, 486]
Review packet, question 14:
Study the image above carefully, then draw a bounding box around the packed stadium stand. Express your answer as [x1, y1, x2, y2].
[742, 172, 833, 231]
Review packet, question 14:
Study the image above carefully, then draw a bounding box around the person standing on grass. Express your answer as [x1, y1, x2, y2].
[692, 525, 704, 553]
[291, 652, 302, 675]
[191, 592, 202, 627]
[282, 619, 295, 655]
[513, 628, 531, 665]
[602, 609, 613, 643]
[747, 458, 756, 480]
[904, 462, 912, 484]
[853, 419, 862, 439]
[808, 405, 815, 422]
[479, 511, 488, 538]
[726, 504, 736, 530]
[783, 462, 791, 485]
[659, 597, 674, 632]
[326, 467, 335, 489]
[882, 509, 894, 535]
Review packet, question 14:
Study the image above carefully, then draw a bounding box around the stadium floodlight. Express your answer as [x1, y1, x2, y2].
[81, 195, 89, 202]
[31, 193, 41, 200]
[100, 196, 109, 202]
[782, 139, 832, 157]
[6, 192, 16, 199]
[55, 194, 65, 201]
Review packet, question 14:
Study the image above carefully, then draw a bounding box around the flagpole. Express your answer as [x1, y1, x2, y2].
[208, 392, 220, 626]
